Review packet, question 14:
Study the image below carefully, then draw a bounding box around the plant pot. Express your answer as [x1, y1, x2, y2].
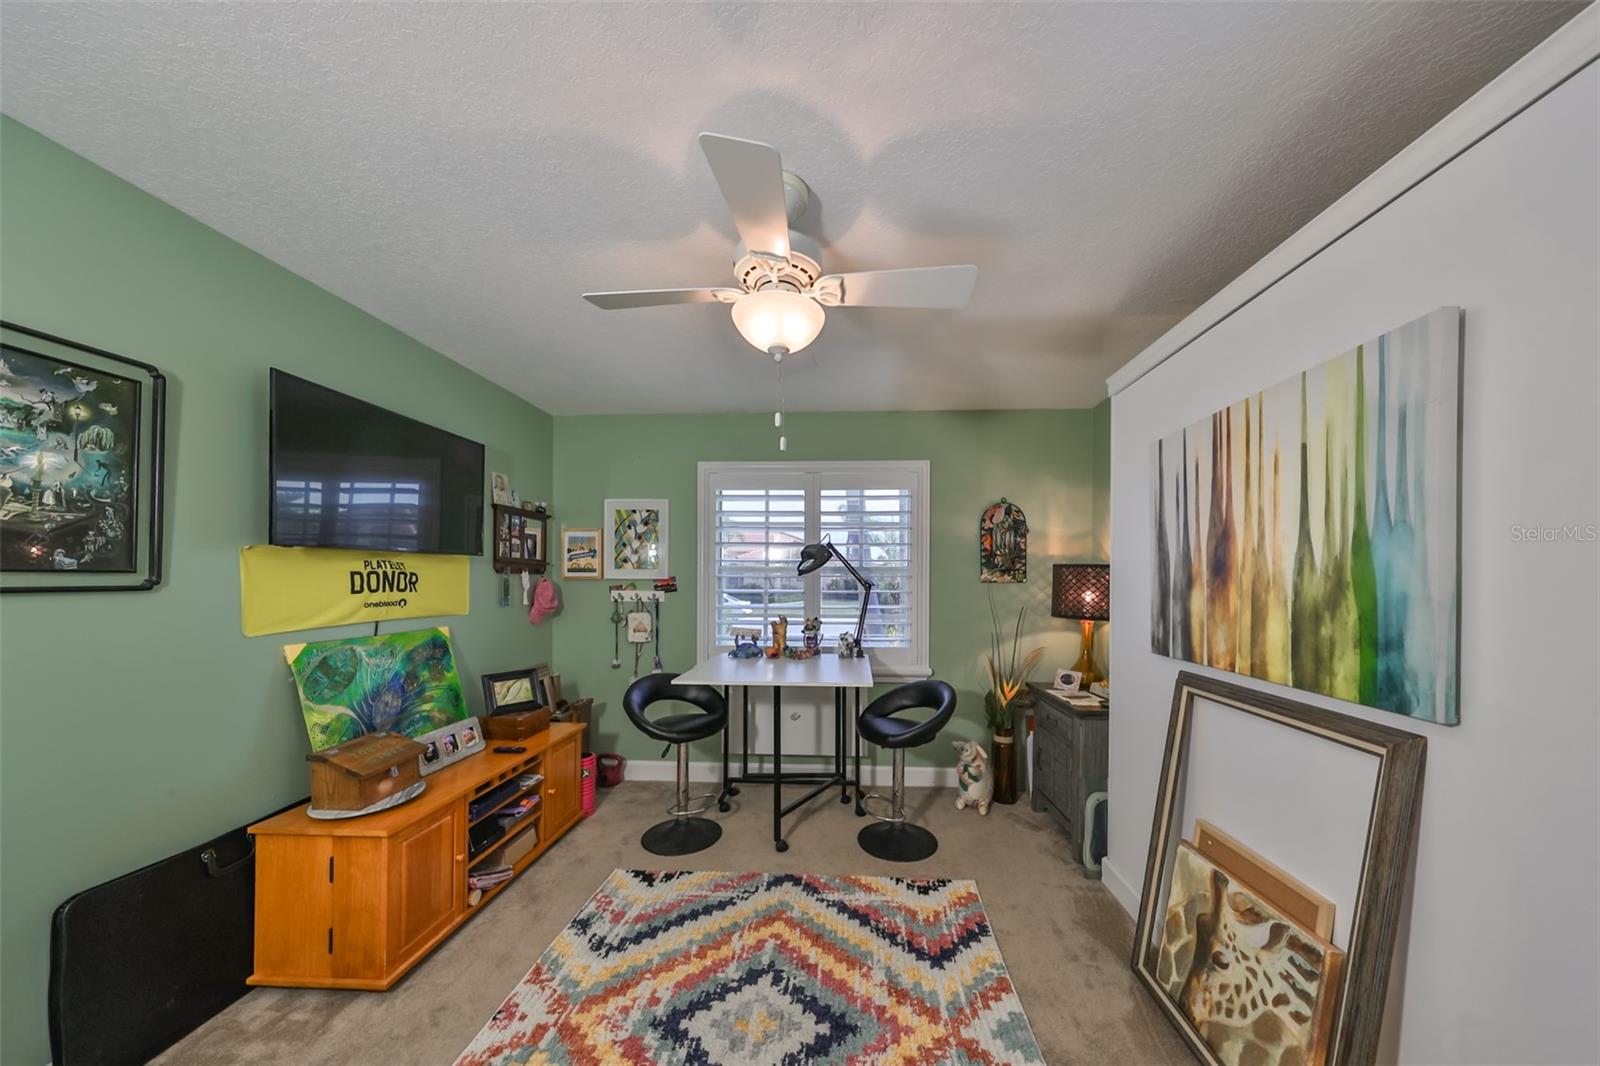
[991, 731, 1018, 805]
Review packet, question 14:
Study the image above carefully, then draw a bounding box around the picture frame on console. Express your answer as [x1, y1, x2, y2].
[481, 667, 545, 716]
[1132, 671, 1426, 1066]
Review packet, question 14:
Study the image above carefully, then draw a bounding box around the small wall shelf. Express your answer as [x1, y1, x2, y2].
[492, 504, 550, 575]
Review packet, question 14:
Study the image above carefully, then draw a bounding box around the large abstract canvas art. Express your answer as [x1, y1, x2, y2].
[1151, 308, 1461, 724]
[284, 626, 468, 751]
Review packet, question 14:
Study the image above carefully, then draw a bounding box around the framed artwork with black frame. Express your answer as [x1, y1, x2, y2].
[0, 321, 167, 592]
[480, 667, 546, 716]
[1132, 671, 1426, 1066]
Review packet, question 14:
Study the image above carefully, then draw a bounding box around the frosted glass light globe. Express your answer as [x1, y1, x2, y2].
[730, 289, 825, 354]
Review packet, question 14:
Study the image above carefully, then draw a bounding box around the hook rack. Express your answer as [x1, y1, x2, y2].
[610, 589, 667, 603]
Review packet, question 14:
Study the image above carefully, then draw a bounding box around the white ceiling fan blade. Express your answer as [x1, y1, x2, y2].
[820, 265, 978, 309]
[584, 288, 741, 309]
[698, 132, 790, 262]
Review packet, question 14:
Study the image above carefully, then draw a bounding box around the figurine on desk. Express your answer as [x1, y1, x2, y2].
[765, 616, 789, 658]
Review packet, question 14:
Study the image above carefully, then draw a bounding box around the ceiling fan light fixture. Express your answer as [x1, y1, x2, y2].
[730, 289, 825, 355]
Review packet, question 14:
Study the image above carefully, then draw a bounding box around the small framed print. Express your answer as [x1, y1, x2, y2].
[1054, 669, 1083, 691]
[561, 528, 602, 580]
[490, 471, 511, 506]
[542, 672, 563, 710]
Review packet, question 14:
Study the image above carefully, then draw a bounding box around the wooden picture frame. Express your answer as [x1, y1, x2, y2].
[1132, 671, 1426, 1066]
[560, 527, 602, 580]
[480, 667, 545, 716]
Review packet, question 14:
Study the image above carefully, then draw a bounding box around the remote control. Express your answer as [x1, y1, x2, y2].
[493, 745, 527, 754]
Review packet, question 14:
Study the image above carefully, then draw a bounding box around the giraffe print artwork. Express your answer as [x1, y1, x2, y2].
[1156, 842, 1344, 1066]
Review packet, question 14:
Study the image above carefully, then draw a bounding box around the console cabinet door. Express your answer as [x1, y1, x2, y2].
[252, 835, 334, 983]
[389, 805, 462, 964]
[544, 734, 581, 831]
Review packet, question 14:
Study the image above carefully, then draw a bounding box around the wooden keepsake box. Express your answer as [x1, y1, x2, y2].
[305, 732, 424, 812]
[483, 707, 552, 741]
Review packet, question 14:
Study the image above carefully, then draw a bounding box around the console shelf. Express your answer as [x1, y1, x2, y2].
[247, 722, 582, 990]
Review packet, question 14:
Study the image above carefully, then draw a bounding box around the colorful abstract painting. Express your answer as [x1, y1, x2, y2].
[979, 498, 1028, 582]
[284, 626, 468, 751]
[604, 497, 667, 579]
[1156, 843, 1343, 1066]
[1151, 307, 1461, 724]
[0, 344, 140, 572]
[456, 869, 1043, 1066]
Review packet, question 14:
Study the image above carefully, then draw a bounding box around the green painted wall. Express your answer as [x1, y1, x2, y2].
[0, 117, 554, 1064]
[550, 410, 1106, 768]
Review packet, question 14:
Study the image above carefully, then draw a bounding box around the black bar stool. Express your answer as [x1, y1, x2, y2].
[623, 673, 728, 856]
[856, 679, 957, 862]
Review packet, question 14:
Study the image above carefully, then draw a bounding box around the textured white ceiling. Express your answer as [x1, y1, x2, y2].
[0, 2, 1580, 414]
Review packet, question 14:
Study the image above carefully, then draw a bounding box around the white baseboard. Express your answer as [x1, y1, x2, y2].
[1100, 855, 1142, 918]
[621, 758, 959, 789]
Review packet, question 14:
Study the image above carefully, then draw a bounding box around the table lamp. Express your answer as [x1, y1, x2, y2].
[796, 539, 874, 657]
[1052, 563, 1109, 686]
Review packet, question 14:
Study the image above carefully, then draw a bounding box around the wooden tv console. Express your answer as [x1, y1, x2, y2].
[247, 722, 583, 990]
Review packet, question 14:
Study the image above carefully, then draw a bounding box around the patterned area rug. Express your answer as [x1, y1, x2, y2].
[455, 869, 1043, 1065]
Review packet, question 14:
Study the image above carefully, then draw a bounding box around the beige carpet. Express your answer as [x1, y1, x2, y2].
[156, 781, 1189, 1065]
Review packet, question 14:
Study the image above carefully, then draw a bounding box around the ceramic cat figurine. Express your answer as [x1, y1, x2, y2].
[952, 740, 993, 816]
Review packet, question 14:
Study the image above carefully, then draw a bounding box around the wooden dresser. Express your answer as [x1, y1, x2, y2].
[1028, 683, 1108, 866]
[248, 722, 583, 990]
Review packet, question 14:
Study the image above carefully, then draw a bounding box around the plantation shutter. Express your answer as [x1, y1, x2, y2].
[709, 480, 808, 646]
[700, 462, 928, 676]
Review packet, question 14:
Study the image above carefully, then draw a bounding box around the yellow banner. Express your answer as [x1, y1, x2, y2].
[240, 545, 470, 637]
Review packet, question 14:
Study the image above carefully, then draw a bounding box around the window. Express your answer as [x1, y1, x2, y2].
[698, 461, 930, 677]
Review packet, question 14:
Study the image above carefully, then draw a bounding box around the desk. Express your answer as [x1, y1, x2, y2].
[676, 655, 875, 851]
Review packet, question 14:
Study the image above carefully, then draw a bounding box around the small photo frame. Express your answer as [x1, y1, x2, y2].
[1054, 669, 1083, 691]
[413, 716, 486, 776]
[524, 527, 542, 560]
[542, 673, 563, 710]
[490, 471, 511, 506]
[561, 528, 602, 580]
[481, 667, 545, 715]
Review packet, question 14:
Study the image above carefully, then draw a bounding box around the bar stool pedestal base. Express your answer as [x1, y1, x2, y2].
[857, 821, 938, 862]
[642, 817, 722, 856]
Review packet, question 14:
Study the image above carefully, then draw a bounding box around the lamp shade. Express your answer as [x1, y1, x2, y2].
[1051, 563, 1110, 621]
[731, 289, 826, 354]
[796, 541, 832, 576]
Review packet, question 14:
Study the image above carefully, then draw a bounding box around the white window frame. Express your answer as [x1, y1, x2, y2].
[697, 460, 931, 679]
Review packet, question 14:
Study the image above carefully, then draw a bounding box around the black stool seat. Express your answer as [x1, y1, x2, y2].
[624, 674, 727, 743]
[859, 679, 957, 748]
[856, 679, 957, 863]
[623, 673, 728, 857]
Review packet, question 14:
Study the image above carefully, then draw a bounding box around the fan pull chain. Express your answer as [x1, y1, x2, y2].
[775, 352, 787, 452]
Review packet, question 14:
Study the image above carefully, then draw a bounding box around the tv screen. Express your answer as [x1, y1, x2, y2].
[270, 370, 485, 555]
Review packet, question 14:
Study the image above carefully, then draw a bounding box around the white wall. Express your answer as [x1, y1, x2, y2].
[1106, 54, 1599, 1066]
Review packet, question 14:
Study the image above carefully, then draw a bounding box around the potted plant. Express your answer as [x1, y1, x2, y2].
[983, 596, 1043, 805]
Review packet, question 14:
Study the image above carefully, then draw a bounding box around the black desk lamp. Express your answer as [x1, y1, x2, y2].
[796, 539, 873, 657]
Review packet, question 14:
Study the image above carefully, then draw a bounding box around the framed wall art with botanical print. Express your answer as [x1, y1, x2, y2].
[603, 498, 668, 580]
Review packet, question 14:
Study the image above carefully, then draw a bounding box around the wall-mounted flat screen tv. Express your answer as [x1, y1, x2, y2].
[270, 369, 484, 555]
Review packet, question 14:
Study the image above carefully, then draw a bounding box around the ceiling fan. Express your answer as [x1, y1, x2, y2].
[583, 133, 978, 360]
